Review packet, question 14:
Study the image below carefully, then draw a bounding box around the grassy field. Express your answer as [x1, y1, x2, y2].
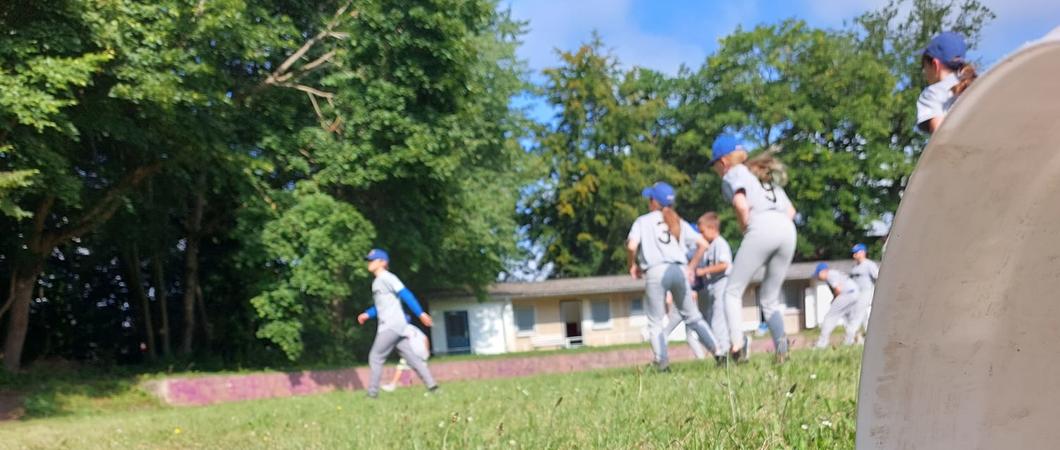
[0, 345, 860, 449]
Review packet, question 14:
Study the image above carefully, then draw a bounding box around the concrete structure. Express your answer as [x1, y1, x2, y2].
[428, 260, 854, 355]
[856, 29, 1060, 449]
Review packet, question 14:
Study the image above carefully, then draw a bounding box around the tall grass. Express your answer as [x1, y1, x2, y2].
[0, 346, 860, 449]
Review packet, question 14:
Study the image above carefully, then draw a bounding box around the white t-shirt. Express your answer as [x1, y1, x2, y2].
[403, 325, 430, 361]
[628, 211, 698, 270]
[916, 73, 959, 128]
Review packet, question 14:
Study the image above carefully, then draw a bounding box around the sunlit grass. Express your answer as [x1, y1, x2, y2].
[0, 345, 860, 449]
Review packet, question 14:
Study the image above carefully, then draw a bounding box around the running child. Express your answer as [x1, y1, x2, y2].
[694, 212, 744, 364]
[813, 263, 862, 348]
[711, 134, 797, 363]
[627, 182, 718, 370]
[357, 249, 438, 398]
[849, 243, 880, 340]
[917, 31, 978, 134]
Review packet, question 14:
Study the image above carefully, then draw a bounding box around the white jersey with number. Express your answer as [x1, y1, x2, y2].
[722, 164, 792, 219]
[628, 210, 698, 271]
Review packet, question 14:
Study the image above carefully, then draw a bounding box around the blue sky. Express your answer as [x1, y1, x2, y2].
[506, 0, 1060, 121]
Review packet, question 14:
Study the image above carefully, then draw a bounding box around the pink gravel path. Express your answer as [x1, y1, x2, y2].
[147, 334, 824, 406]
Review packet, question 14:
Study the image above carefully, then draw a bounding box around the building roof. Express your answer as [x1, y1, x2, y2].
[433, 259, 857, 302]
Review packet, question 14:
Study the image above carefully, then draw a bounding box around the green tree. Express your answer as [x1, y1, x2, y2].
[246, 0, 528, 360]
[523, 37, 685, 278]
[0, 0, 350, 371]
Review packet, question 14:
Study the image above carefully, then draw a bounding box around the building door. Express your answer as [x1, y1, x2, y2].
[560, 300, 583, 347]
[444, 311, 471, 354]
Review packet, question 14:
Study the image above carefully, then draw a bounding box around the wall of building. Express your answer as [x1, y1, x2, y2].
[428, 300, 512, 355]
[431, 278, 819, 355]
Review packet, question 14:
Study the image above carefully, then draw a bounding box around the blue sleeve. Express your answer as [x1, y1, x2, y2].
[397, 288, 424, 316]
[364, 306, 377, 319]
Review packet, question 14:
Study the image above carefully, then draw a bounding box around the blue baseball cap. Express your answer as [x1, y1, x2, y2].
[365, 248, 390, 262]
[710, 134, 743, 165]
[813, 262, 829, 278]
[921, 31, 967, 68]
[852, 243, 867, 254]
[641, 182, 676, 207]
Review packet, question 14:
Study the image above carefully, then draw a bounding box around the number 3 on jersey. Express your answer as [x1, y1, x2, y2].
[655, 221, 672, 244]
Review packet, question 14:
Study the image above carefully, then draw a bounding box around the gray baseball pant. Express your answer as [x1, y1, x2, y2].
[645, 263, 718, 368]
[852, 288, 874, 333]
[723, 213, 796, 354]
[662, 307, 708, 359]
[816, 291, 861, 348]
[703, 279, 743, 354]
[368, 328, 437, 395]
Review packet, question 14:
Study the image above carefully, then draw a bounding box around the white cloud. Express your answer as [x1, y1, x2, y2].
[507, 0, 719, 74]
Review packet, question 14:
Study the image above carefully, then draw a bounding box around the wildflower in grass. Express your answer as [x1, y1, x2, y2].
[810, 374, 817, 380]
[821, 420, 833, 428]
[801, 424, 809, 430]
[174, 428, 182, 435]
[336, 406, 342, 411]
[786, 392, 794, 398]
[438, 421, 445, 428]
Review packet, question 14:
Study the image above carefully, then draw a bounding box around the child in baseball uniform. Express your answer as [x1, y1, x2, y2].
[917, 31, 978, 134]
[627, 182, 718, 371]
[357, 249, 438, 398]
[711, 134, 797, 363]
[694, 212, 746, 364]
[813, 263, 862, 348]
[849, 243, 880, 341]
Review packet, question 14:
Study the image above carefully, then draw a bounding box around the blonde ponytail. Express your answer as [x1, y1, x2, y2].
[746, 147, 788, 186]
[662, 206, 681, 241]
[952, 63, 977, 97]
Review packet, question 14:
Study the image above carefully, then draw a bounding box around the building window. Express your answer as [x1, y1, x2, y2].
[782, 282, 803, 309]
[514, 305, 535, 335]
[591, 299, 611, 329]
[630, 298, 644, 315]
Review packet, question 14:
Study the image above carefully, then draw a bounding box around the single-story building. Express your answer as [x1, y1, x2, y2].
[428, 260, 855, 355]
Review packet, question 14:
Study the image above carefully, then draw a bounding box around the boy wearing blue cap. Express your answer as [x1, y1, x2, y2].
[849, 244, 880, 341]
[917, 31, 978, 133]
[357, 249, 438, 398]
[813, 263, 862, 349]
[710, 134, 797, 363]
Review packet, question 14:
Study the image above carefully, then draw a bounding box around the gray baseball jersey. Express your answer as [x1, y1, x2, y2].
[628, 211, 698, 270]
[701, 235, 733, 285]
[916, 73, 959, 126]
[826, 269, 860, 295]
[721, 164, 792, 217]
[849, 259, 880, 292]
[372, 271, 409, 333]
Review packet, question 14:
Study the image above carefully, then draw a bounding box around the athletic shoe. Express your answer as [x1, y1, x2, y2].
[366, 391, 379, 399]
[381, 383, 396, 392]
[755, 323, 768, 337]
[714, 354, 728, 368]
[649, 361, 671, 373]
[737, 335, 751, 363]
[425, 385, 441, 396]
[775, 352, 788, 365]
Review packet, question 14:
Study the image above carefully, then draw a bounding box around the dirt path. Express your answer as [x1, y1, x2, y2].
[147, 333, 828, 407]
